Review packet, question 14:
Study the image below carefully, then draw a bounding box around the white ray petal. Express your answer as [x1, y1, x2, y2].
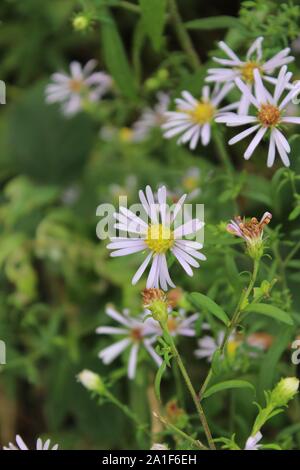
[244, 127, 267, 160]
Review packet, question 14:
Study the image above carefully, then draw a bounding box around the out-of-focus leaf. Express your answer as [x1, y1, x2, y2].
[203, 380, 254, 399]
[132, 19, 146, 84]
[289, 205, 300, 221]
[139, 0, 167, 50]
[189, 293, 230, 326]
[185, 16, 239, 30]
[245, 303, 293, 325]
[258, 326, 293, 402]
[8, 82, 94, 184]
[101, 9, 137, 99]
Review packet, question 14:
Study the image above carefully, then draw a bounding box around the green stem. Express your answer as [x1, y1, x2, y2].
[154, 412, 208, 450]
[199, 258, 260, 398]
[173, 360, 186, 408]
[284, 239, 300, 267]
[213, 129, 234, 177]
[168, 0, 201, 71]
[112, 1, 141, 14]
[105, 389, 141, 424]
[163, 328, 216, 450]
[105, 389, 150, 438]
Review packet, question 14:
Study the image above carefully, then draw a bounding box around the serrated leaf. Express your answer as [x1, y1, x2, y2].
[189, 293, 230, 326]
[203, 380, 254, 399]
[139, 0, 167, 50]
[185, 16, 239, 30]
[245, 303, 293, 326]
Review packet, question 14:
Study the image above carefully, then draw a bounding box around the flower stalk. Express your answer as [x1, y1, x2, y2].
[199, 256, 260, 399]
[162, 325, 216, 450]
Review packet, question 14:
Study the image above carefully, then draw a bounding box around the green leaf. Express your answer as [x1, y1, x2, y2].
[100, 9, 137, 99]
[185, 16, 239, 30]
[245, 303, 293, 326]
[9, 82, 94, 184]
[258, 326, 293, 402]
[203, 380, 254, 399]
[289, 205, 300, 221]
[132, 19, 146, 84]
[154, 359, 167, 402]
[189, 293, 230, 326]
[139, 0, 167, 50]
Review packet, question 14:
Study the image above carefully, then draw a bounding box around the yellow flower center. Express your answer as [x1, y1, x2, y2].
[69, 79, 83, 93]
[186, 101, 215, 124]
[240, 62, 260, 83]
[119, 127, 133, 142]
[145, 224, 174, 254]
[183, 176, 198, 191]
[226, 339, 239, 358]
[257, 103, 281, 127]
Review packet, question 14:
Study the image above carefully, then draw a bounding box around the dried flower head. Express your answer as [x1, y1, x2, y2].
[227, 212, 272, 259]
[142, 288, 167, 306]
[142, 288, 169, 324]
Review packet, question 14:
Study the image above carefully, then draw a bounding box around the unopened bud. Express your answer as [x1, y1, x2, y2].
[73, 14, 90, 32]
[270, 377, 299, 407]
[77, 369, 105, 393]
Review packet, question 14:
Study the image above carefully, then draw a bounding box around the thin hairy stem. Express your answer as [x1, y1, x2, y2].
[199, 258, 260, 399]
[163, 328, 216, 450]
[153, 412, 208, 450]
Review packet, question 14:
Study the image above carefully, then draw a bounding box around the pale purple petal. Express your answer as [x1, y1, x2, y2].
[132, 252, 153, 285]
[244, 127, 267, 160]
[99, 338, 131, 364]
[128, 343, 139, 379]
[229, 124, 260, 145]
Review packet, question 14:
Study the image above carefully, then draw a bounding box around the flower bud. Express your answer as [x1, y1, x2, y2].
[151, 443, 168, 450]
[73, 14, 90, 32]
[270, 377, 299, 407]
[145, 78, 159, 91]
[157, 69, 169, 82]
[77, 369, 105, 394]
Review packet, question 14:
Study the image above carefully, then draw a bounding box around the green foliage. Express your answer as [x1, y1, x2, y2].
[100, 8, 138, 99]
[185, 16, 239, 31]
[8, 83, 95, 184]
[203, 380, 255, 399]
[139, 0, 167, 50]
[239, 0, 300, 48]
[245, 303, 294, 325]
[189, 293, 230, 326]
